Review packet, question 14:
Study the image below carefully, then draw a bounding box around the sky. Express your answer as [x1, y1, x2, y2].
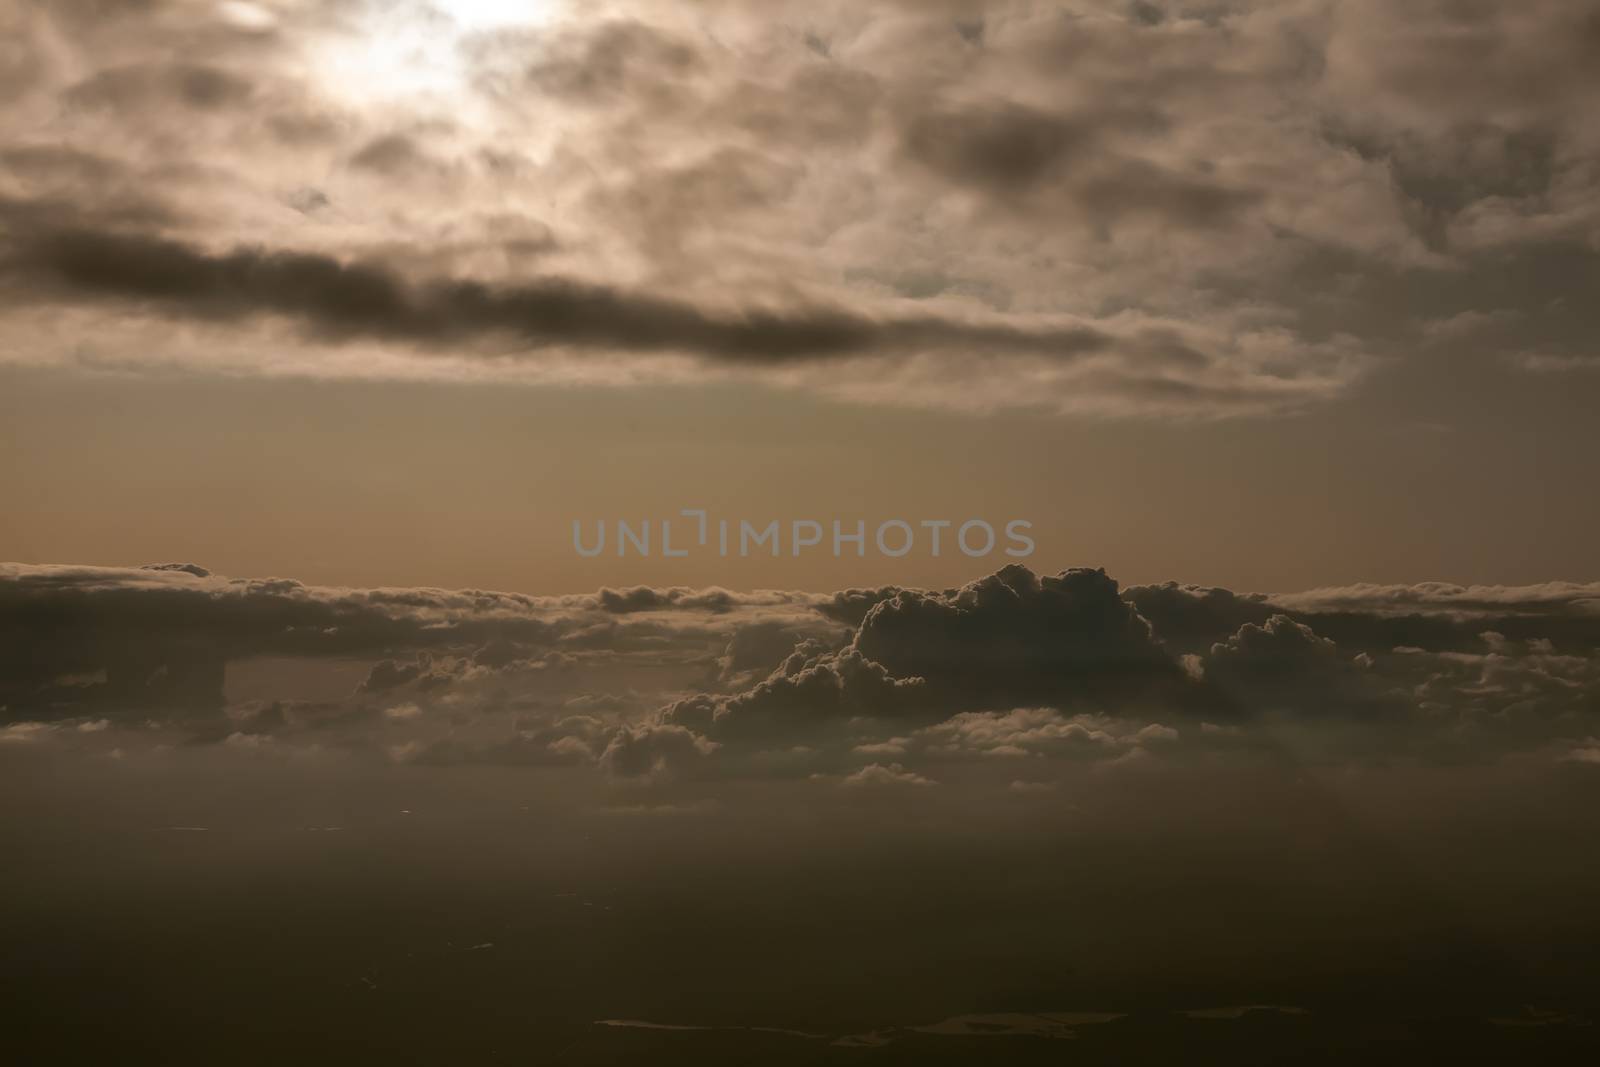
[2, 0, 1599, 593]
[4, 2, 1600, 1062]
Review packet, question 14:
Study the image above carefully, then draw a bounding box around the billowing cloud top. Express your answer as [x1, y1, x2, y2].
[3, 0, 1598, 416]
[5, 560, 1599, 785]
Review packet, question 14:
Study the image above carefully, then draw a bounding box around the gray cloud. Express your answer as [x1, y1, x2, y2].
[850, 565, 1189, 712]
[1200, 614, 1396, 721]
[63, 62, 256, 112]
[655, 566, 1200, 752]
[2, 215, 1127, 366]
[29, 1, 1600, 414]
[0, 562, 830, 724]
[599, 721, 720, 782]
[5, 562, 1600, 782]
[1130, 578, 1600, 657]
[902, 102, 1097, 194]
[521, 18, 702, 106]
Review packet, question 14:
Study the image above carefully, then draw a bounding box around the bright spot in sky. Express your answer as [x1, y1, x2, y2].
[312, 0, 562, 107]
[436, 0, 555, 30]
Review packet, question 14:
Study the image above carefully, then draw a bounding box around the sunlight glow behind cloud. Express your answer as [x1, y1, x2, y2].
[311, 0, 562, 106]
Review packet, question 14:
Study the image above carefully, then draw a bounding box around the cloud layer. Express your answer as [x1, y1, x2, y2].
[4, 1, 1597, 415]
[6, 560, 1599, 786]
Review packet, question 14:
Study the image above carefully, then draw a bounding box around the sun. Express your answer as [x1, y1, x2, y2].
[311, 0, 564, 108]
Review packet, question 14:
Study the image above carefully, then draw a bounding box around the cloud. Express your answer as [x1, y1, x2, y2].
[0, 721, 54, 744]
[595, 586, 748, 614]
[902, 102, 1098, 195]
[849, 565, 1193, 713]
[911, 707, 1149, 759]
[645, 564, 1600, 775]
[1131, 578, 1600, 656]
[662, 648, 929, 744]
[348, 133, 434, 175]
[1122, 582, 1275, 655]
[5, 560, 1599, 779]
[359, 655, 455, 694]
[1266, 580, 1600, 620]
[713, 620, 842, 688]
[1564, 740, 1600, 765]
[521, 18, 702, 106]
[63, 62, 256, 112]
[30, 1, 1600, 415]
[1, 214, 1154, 368]
[600, 722, 720, 781]
[838, 762, 936, 788]
[0, 562, 832, 724]
[1200, 614, 1396, 720]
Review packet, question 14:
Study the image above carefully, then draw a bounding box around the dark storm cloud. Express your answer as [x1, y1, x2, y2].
[623, 564, 1600, 777]
[0, 216, 1121, 366]
[658, 566, 1206, 753]
[1199, 614, 1396, 721]
[1122, 581, 1274, 656]
[6, 563, 1600, 780]
[850, 566, 1188, 711]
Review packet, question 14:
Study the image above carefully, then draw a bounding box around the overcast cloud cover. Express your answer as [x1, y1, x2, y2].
[3, 0, 1599, 415]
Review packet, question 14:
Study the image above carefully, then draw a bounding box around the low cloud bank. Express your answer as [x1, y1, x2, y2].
[4, 561, 1599, 785]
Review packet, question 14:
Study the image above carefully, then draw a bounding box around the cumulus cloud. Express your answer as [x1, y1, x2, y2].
[661, 648, 929, 744]
[600, 722, 720, 782]
[1200, 614, 1395, 720]
[5, 561, 1600, 783]
[850, 565, 1188, 712]
[655, 566, 1196, 750]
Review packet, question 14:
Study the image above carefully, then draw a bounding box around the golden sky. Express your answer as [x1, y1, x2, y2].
[2, 0, 1598, 593]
